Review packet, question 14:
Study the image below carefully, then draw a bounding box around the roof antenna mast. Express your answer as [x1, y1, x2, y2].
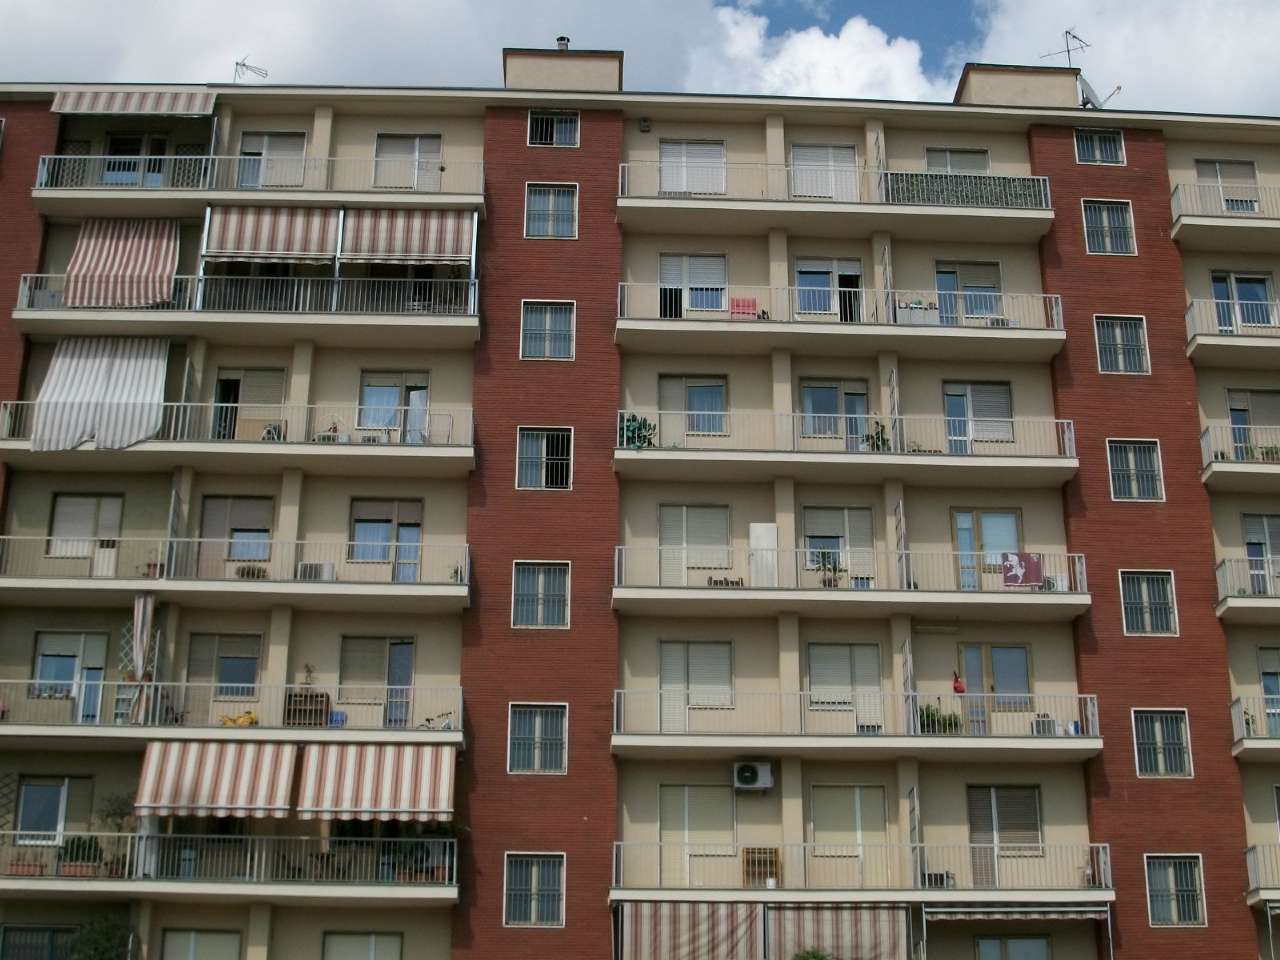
[1040, 29, 1121, 108]
[233, 56, 269, 84]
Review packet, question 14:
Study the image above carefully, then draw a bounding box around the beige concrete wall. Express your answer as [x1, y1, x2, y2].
[623, 121, 767, 165]
[504, 52, 622, 92]
[0, 749, 142, 829]
[891, 240, 1044, 295]
[1197, 366, 1280, 422]
[619, 480, 775, 547]
[186, 472, 283, 539]
[1167, 140, 1280, 188]
[0, 605, 133, 683]
[1209, 492, 1280, 556]
[918, 761, 1090, 847]
[309, 347, 473, 409]
[285, 611, 461, 689]
[883, 128, 1031, 176]
[329, 113, 483, 164]
[896, 359, 1056, 420]
[791, 358, 882, 413]
[788, 237, 873, 276]
[148, 902, 253, 958]
[955, 69, 1079, 109]
[619, 616, 779, 685]
[272, 906, 451, 960]
[621, 234, 771, 286]
[617, 758, 781, 847]
[225, 114, 316, 154]
[1241, 765, 1280, 847]
[297, 476, 467, 542]
[902, 486, 1068, 554]
[4, 470, 171, 541]
[1227, 625, 1280, 701]
[1182, 251, 1280, 300]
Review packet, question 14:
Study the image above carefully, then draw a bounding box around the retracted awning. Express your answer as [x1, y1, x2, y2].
[767, 905, 907, 960]
[51, 89, 215, 116]
[924, 904, 1111, 920]
[64, 218, 179, 308]
[135, 741, 297, 819]
[296, 744, 455, 822]
[340, 208, 473, 264]
[619, 902, 763, 960]
[204, 206, 340, 264]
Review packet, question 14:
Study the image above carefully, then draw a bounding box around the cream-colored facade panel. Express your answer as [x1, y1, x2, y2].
[272, 906, 452, 960]
[912, 621, 1078, 701]
[1182, 251, 1280, 301]
[784, 125, 866, 158]
[918, 761, 1090, 848]
[619, 617, 778, 690]
[0, 605, 133, 683]
[0, 749, 143, 825]
[225, 114, 317, 153]
[619, 758, 781, 847]
[1228, 625, 1280, 702]
[954, 68, 1080, 110]
[1241, 765, 1280, 846]
[619, 480, 775, 548]
[285, 611, 461, 690]
[884, 128, 1031, 176]
[4, 470, 172, 541]
[504, 52, 622, 92]
[1209, 492, 1280, 554]
[787, 236, 874, 270]
[298, 476, 467, 542]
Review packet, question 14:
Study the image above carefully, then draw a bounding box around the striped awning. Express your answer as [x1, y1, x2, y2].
[136, 741, 297, 819]
[340, 208, 473, 264]
[204, 206, 340, 263]
[766, 905, 907, 960]
[64, 219, 179, 308]
[51, 89, 215, 116]
[296, 744, 455, 822]
[924, 904, 1111, 921]
[619, 902, 762, 960]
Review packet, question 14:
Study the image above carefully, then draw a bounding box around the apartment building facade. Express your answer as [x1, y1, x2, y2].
[0, 43, 1276, 960]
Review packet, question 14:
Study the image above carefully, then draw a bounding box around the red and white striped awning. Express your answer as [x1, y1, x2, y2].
[340, 208, 473, 264]
[296, 744, 455, 822]
[619, 902, 762, 960]
[766, 905, 907, 960]
[925, 904, 1111, 921]
[204, 206, 340, 263]
[51, 89, 215, 116]
[135, 741, 297, 819]
[64, 219, 179, 308]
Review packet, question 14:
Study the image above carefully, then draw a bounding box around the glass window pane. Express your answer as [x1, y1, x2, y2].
[216, 656, 258, 696]
[17, 782, 63, 836]
[353, 520, 393, 561]
[359, 383, 401, 428]
[228, 529, 270, 561]
[1007, 940, 1050, 960]
[979, 512, 1019, 563]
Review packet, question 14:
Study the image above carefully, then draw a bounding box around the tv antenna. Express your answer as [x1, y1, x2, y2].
[1040, 28, 1089, 68]
[233, 56, 269, 84]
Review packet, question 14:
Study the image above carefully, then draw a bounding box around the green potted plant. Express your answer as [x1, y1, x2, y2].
[792, 951, 835, 960]
[68, 913, 131, 960]
[57, 835, 104, 877]
[622, 413, 657, 450]
[918, 702, 963, 734]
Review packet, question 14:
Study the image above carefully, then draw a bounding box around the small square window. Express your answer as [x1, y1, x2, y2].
[1108, 440, 1163, 500]
[516, 428, 572, 490]
[1146, 855, 1205, 926]
[512, 562, 570, 628]
[528, 111, 579, 148]
[504, 853, 565, 926]
[508, 704, 567, 773]
[525, 184, 577, 239]
[1134, 710, 1191, 777]
[1120, 571, 1177, 635]
[520, 302, 574, 360]
[1094, 316, 1149, 373]
[1075, 129, 1125, 165]
[1083, 200, 1135, 254]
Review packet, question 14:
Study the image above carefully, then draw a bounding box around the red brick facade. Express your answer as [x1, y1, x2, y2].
[1030, 124, 1255, 957]
[452, 107, 623, 960]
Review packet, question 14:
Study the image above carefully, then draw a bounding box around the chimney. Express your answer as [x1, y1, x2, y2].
[557, 36, 570, 51]
[953, 63, 1081, 109]
[503, 41, 624, 92]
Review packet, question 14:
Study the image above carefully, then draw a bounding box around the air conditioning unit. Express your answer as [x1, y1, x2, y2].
[733, 760, 773, 791]
[296, 561, 337, 582]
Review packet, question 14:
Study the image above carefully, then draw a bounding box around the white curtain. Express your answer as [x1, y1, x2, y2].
[132, 592, 155, 679]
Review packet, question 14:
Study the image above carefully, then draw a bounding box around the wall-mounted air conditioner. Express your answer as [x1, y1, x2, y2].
[733, 760, 773, 791]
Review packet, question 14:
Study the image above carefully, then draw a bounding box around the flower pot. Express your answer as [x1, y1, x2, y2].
[58, 862, 99, 878]
[8, 862, 46, 877]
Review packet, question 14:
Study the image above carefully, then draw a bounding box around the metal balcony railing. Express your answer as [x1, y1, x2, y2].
[0, 680, 462, 733]
[1200, 423, 1280, 468]
[1171, 182, 1280, 221]
[1185, 299, 1280, 340]
[0, 537, 470, 587]
[1248, 845, 1280, 891]
[34, 155, 485, 195]
[617, 411, 1075, 459]
[1216, 557, 1280, 602]
[612, 689, 1099, 739]
[0, 831, 456, 887]
[0, 401, 473, 448]
[1229, 695, 1280, 743]
[613, 547, 1087, 595]
[611, 842, 1111, 892]
[17, 275, 478, 316]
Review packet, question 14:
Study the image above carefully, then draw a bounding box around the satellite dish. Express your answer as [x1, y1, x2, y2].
[1079, 74, 1120, 109]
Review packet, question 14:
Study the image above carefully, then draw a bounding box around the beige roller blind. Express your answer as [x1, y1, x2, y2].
[239, 369, 286, 406]
[809, 644, 853, 704]
[686, 642, 732, 707]
[994, 787, 1042, 846]
[811, 785, 857, 845]
[686, 785, 734, 843]
[63, 776, 95, 832]
[340, 637, 387, 686]
[1250, 391, 1280, 426]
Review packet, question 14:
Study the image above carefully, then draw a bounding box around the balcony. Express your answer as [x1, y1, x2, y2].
[611, 842, 1112, 903]
[612, 547, 1089, 621]
[616, 162, 1053, 240]
[1171, 183, 1280, 253]
[0, 401, 475, 477]
[1200, 423, 1280, 492]
[0, 832, 457, 905]
[0, 537, 470, 612]
[1228, 696, 1280, 760]
[615, 410, 1076, 486]
[15, 275, 480, 348]
[611, 689, 1101, 761]
[0, 680, 462, 749]
[1247, 845, 1280, 904]
[615, 284, 1065, 360]
[1184, 299, 1280, 367]
[1216, 558, 1280, 624]
[32, 155, 486, 217]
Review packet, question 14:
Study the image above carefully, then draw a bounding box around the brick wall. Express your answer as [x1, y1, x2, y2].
[1030, 124, 1255, 957]
[452, 107, 622, 960]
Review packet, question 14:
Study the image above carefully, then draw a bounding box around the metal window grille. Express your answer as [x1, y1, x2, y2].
[505, 854, 565, 925]
[525, 185, 577, 237]
[1121, 572, 1176, 634]
[1095, 317, 1149, 373]
[517, 428, 572, 489]
[529, 111, 579, 147]
[509, 704, 567, 772]
[512, 563, 569, 626]
[1134, 710, 1190, 776]
[1083, 201, 1134, 254]
[0, 927, 78, 960]
[1147, 856, 1203, 925]
[520, 302, 574, 359]
[1076, 129, 1124, 164]
[1108, 441, 1163, 499]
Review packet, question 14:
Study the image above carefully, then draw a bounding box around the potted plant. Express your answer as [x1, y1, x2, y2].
[816, 552, 845, 589]
[7, 849, 47, 877]
[918, 702, 963, 734]
[622, 413, 657, 450]
[860, 420, 892, 452]
[57, 835, 104, 877]
[93, 793, 136, 879]
[792, 951, 835, 960]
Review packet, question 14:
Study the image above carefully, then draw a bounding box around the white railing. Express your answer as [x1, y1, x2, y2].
[35, 155, 485, 195]
[0, 401, 473, 448]
[879, 289, 1063, 330]
[612, 689, 1098, 738]
[1200, 423, 1280, 468]
[613, 547, 1087, 594]
[611, 842, 1110, 892]
[1230, 696, 1280, 743]
[1185, 299, 1280, 340]
[17, 275, 478, 316]
[0, 537, 470, 587]
[1216, 557, 1280, 602]
[617, 411, 1074, 459]
[0, 680, 461, 733]
[0, 831, 456, 886]
[1248, 845, 1280, 891]
[1171, 182, 1280, 221]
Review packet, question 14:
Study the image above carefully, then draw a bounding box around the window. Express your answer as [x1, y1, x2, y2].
[659, 254, 727, 315]
[516, 428, 572, 489]
[1075, 128, 1125, 165]
[1108, 440, 1164, 500]
[660, 641, 733, 715]
[1244, 515, 1280, 596]
[161, 931, 243, 960]
[1229, 389, 1280, 463]
[1196, 159, 1260, 213]
[953, 509, 1021, 585]
[926, 147, 991, 173]
[790, 145, 859, 201]
[348, 500, 423, 580]
[1082, 200, 1135, 254]
[512, 562, 569, 627]
[935, 262, 1003, 325]
[0, 928, 79, 960]
[228, 528, 270, 561]
[967, 785, 1043, 856]
[658, 374, 728, 435]
[199, 496, 273, 557]
[520, 302, 574, 359]
[1094, 316, 1149, 373]
[32, 632, 107, 719]
[322, 933, 402, 960]
[357, 372, 429, 440]
[528, 110, 579, 147]
[211, 368, 286, 440]
[807, 643, 881, 721]
[802, 507, 875, 588]
[47, 494, 122, 558]
[16, 776, 91, 845]
[976, 937, 1050, 960]
[798, 381, 868, 444]
[374, 133, 441, 191]
[810, 784, 887, 850]
[524, 184, 577, 238]
[793, 258, 862, 320]
[188, 634, 261, 698]
[658, 505, 731, 585]
[1134, 710, 1191, 777]
[508, 704, 567, 773]
[960, 644, 1032, 717]
[658, 140, 726, 195]
[1211, 272, 1274, 331]
[338, 638, 415, 725]
[943, 382, 1014, 449]
[1146, 855, 1205, 926]
[237, 132, 305, 189]
[504, 853, 565, 927]
[658, 785, 734, 859]
[1120, 571, 1177, 635]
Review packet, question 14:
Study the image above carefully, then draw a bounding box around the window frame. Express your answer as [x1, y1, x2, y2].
[502, 851, 567, 928]
[356, 369, 430, 432]
[526, 109, 580, 148]
[510, 560, 572, 630]
[506, 701, 570, 775]
[924, 146, 993, 174]
[807, 781, 889, 856]
[1131, 707, 1194, 779]
[973, 936, 1053, 960]
[160, 930, 245, 960]
[661, 639, 736, 710]
[1092, 314, 1151, 376]
[514, 426, 574, 491]
[336, 635, 415, 702]
[321, 931, 404, 960]
[45, 492, 124, 559]
[950, 506, 1024, 571]
[1106, 438, 1165, 502]
[958, 642, 1034, 712]
[1144, 853, 1207, 928]
[518, 299, 576, 361]
[1118, 569, 1179, 637]
[1081, 198, 1138, 256]
[346, 499, 423, 564]
[16, 775, 73, 846]
[523, 181, 579, 240]
[1074, 128, 1126, 166]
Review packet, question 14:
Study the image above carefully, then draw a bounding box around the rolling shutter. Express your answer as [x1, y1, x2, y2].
[658, 505, 687, 586]
[684, 142, 726, 194]
[971, 383, 1013, 441]
[811, 785, 857, 845]
[853, 644, 883, 726]
[659, 642, 688, 732]
[686, 505, 730, 568]
[803, 507, 845, 539]
[994, 787, 1042, 847]
[186, 634, 217, 684]
[340, 637, 387, 686]
[1250, 391, 1280, 426]
[686, 643, 732, 707]
[809, 644, 853, 705]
